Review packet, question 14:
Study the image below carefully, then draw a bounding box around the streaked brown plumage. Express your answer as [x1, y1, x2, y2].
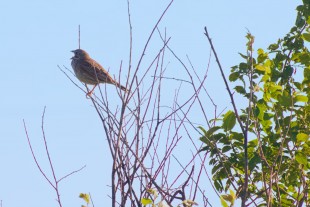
[71, 49, 128, 95]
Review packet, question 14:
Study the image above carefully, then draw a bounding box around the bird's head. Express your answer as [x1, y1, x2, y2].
[71, 49, 90, 59]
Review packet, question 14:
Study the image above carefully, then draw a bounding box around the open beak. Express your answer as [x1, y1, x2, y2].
[70, 50, 75, 59]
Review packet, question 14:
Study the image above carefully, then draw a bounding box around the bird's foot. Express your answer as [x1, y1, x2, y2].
[86, 91, 94, 98]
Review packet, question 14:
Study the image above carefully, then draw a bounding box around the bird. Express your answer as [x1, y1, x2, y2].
[71, 49, 128, 96]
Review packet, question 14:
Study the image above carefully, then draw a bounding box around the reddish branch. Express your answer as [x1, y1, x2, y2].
[23, 107, 86, 207]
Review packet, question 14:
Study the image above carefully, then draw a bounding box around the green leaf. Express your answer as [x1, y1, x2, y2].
[269, 84, 283, 92]
[295, 95, 308, 103]
[141, 198, 152, 206]
[257, 48, 268, 63]
[249, 153, 260, 171]
[307, 16, 310, 24]
[302, 33, 310, 42]
[79, 193, 90, 204]
[256, 64, 271, 74]
[278, 95, 292, 107]
[288, 185, 295, 193]
[211, 163, 222, 174]
[238, 52, 248, 59]
[220, 196, 229, 207]
[229, 72, 239, 82]
[199, 145, 210, 152]
[214, 179, 223, 191]
[268, 43, 279, 50]
[257, 48, 265, 55]
[239, 62, 248, 70]
[296, 12, 305, 28]
[292, 52, 310, 65]
[200, 126, 221, 138]
[248, 138, 258, 147]
[222, 146, 231, 153]
[255, 103, 266, 120]
[256, 65, 266, 72]
[304, 67, 310, 80]
[294, 81, 302, 90]
[263, 113, 274, 120]
[295, 151, 308, 165]
[229, 189, 236, 200]
[297, 133, 309, 143]
[222, 111, 236, 132]
[198, 126, 208, 135]
[275, 52, 286, 61]
[222, 194, 233, 203]
[282, 66, 293, 79]
[234, 86, 246, 94]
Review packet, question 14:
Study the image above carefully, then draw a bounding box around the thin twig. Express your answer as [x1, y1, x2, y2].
[23, 120, 55, 189]
[204, 27, 246, 136]
[78, 25, 81, 49]
[24, 107, 86, 207]
[58, 165, 86, 183]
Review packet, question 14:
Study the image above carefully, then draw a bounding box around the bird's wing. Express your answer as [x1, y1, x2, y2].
[79, 58, 116, 84]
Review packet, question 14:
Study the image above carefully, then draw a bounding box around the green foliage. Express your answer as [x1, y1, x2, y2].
[222, 111, 236, 131]
[220, 189, 236, 207]
[141, 198, 153, 206]
[140, 189, 198, 207]
[79, 193, 90, 207]
[200, 1, 310, 206]
[141, 188, 171, 207]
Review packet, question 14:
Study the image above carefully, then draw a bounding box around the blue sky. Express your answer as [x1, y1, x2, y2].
[0, 1, 300, 207]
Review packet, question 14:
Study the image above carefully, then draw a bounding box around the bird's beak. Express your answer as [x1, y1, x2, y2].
[70, 50, 75, 59]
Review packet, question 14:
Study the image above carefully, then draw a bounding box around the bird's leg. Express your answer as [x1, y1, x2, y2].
[86, 84, 98, 97]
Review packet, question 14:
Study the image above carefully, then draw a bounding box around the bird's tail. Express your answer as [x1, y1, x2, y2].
[114, 81, 129, 92]
[120, 84, 129, 92]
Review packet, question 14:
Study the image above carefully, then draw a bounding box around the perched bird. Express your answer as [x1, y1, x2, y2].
[71, 49, 128, 96]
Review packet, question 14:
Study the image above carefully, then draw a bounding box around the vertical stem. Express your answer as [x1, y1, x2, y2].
[203, 27, 246, 137]
[242, 33, 254, 207]
[78, 25, 81, 49]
